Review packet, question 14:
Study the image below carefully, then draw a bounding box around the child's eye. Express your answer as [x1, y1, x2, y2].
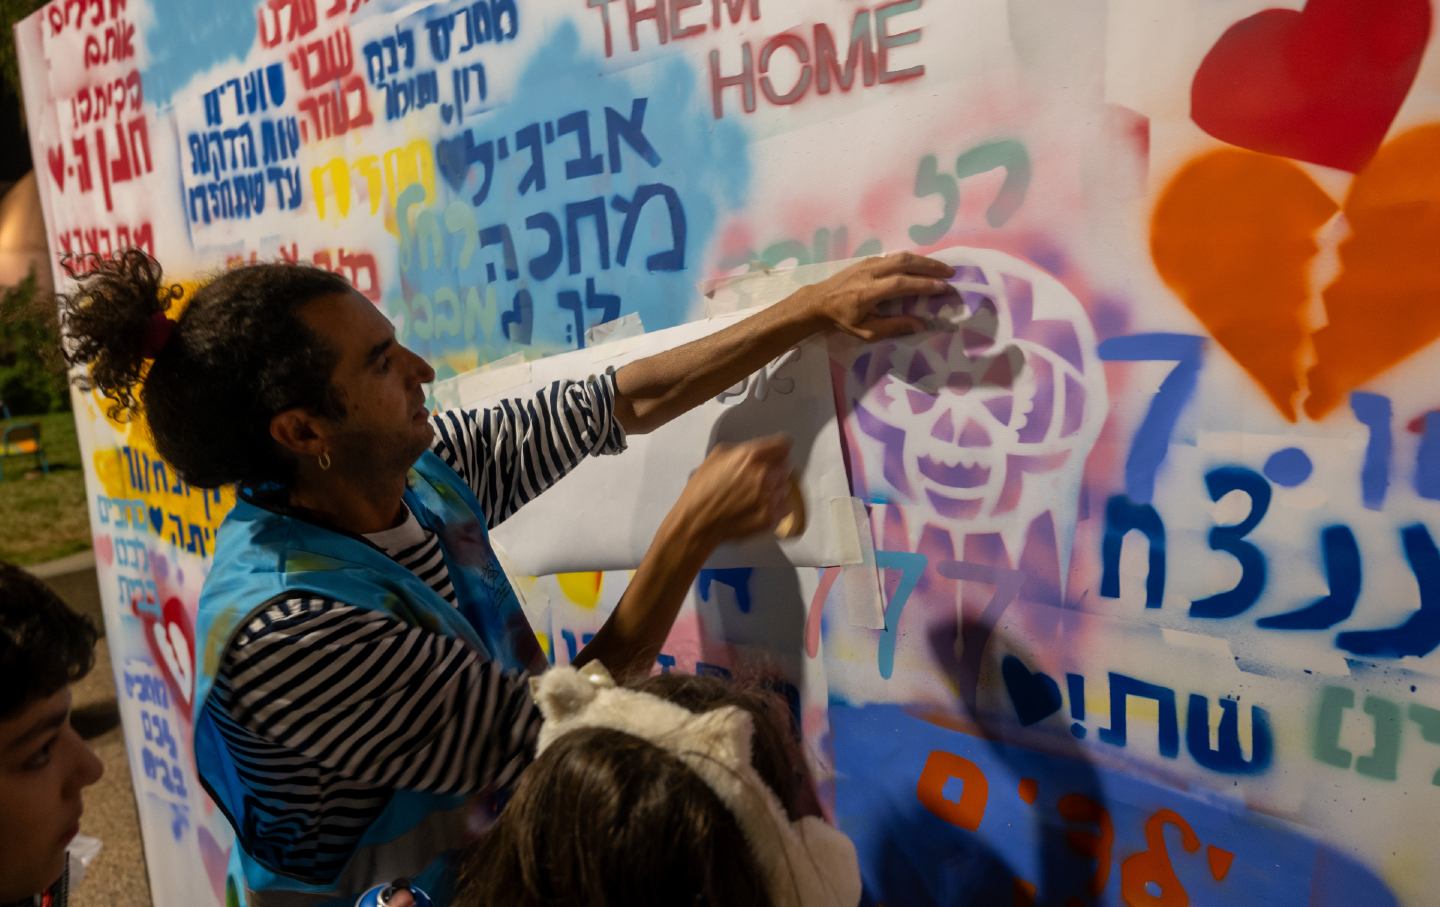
[378, 356, 391, 373]
[22, 740, 55, 771]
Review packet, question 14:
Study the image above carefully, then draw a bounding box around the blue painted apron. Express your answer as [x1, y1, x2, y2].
[192, 452, 546, 906]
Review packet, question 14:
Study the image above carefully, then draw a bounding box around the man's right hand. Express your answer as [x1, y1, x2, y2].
[673, 435, 795, 545]
[577, 435, 795, 677]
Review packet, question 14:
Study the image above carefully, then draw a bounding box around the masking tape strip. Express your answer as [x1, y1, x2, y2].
[829, 497, 885, 628]
[828, 496, 864, 567]
[455, 361, 534, 405]
[587, 312, 646, 347]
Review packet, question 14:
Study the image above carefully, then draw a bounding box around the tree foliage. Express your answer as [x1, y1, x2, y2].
[0, 270, 69, 414]
[1, 0, 48, 126]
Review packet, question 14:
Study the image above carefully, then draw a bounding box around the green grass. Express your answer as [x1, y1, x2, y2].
[0, 410, 92, 565]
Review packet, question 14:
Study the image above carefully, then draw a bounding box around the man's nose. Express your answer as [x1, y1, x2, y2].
[408, 347, 436, 384]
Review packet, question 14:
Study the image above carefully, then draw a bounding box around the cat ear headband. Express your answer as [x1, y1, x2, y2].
[531, 663, 861, 907]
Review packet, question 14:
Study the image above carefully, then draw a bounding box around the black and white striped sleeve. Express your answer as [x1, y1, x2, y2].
[430, 369, 627, 526]
[217, 597, 541, 795]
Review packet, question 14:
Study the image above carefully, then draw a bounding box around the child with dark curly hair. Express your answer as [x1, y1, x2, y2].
[0, 562, 105, 907]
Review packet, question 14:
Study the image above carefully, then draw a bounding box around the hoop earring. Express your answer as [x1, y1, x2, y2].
[317, 451, 332, 471]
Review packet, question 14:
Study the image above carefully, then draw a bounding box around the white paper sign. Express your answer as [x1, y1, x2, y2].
[434, 312, 862, 574]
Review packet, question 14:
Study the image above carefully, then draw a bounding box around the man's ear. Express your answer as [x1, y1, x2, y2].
[270, 409, 329, 459]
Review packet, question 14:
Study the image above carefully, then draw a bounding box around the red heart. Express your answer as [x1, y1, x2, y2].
[140, 596, 196, 711]
[1191, 0, 1432, 172]
[46, 146, 65, 189]
[93, 534, 114, 566]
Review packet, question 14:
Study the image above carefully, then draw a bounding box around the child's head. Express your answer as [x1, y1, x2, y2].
[458, 665, 859, 907]
[0, 561, 105, 901]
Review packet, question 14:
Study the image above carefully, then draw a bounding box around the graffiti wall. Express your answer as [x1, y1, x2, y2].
[16, 0, 1440, 903]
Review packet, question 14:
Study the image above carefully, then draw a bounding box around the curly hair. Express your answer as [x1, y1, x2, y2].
[61, 249, 354, 489]
[0, 561, 97, 721]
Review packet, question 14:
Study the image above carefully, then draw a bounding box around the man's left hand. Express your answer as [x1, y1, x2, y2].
[795, 251, 956, 342]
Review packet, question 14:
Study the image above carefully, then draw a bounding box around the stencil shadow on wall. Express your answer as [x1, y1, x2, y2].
[1152, 125, 1440, 421]
[693, 401, 815, 682]
[853, 630, 1107, 906]
[836, 694, 1401, 907]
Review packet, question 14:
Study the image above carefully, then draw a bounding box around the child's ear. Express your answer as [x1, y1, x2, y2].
[531, 663, 614, 723]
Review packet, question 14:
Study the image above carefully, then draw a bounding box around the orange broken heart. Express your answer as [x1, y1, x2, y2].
[1151, 123, 1440, 420]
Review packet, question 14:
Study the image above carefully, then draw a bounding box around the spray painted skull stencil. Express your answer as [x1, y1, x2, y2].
[842, 248, 1107, 547]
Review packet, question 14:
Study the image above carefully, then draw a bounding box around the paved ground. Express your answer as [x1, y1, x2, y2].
[33, 551, 154, 906]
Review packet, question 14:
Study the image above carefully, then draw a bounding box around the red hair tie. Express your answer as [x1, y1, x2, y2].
[141, 310, 177, 360]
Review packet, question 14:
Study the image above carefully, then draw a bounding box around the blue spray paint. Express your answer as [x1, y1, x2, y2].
[1190, 466, 1270, 620]
[1258, 525, 1360, 630]
[400, 21, 750, 374]
[1336, 524, 1440, 659]
[1263, 447, 1312, 487]
[1001, 655, 1062, 726]
[1415, 412, 1440, 501]
[1096, 333, 1206, 504]
[142, 0, 259, 107]
[1351, 392, 1392, 511]
[697, 568, 754, 613]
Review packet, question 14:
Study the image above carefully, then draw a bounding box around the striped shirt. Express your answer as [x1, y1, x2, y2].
[207, 372, 626, 883]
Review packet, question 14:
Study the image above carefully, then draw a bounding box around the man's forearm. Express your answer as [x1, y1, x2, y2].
[612, 290, 822, 434]
[573, 511, 716, 679]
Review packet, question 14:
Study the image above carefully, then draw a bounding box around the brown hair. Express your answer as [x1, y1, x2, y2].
[456, 673, 820, 906]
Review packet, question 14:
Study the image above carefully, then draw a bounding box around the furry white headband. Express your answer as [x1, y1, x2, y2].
[531, 663, 861, 907]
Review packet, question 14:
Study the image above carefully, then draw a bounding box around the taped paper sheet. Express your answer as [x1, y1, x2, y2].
[434, 312, 860, 574]
[836, 497, 886, 629]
